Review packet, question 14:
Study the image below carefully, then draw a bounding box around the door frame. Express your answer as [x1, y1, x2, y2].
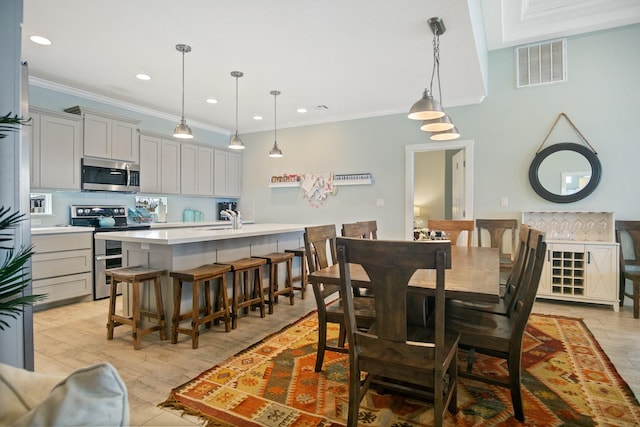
[404, 139, 475, 240]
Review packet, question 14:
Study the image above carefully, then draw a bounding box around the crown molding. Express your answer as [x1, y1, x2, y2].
[28, 77, 230, 136]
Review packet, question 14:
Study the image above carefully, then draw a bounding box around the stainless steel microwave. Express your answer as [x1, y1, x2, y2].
[81, 158, 140, 193]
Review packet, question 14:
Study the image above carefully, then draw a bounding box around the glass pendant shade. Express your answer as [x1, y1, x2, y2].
[430, 126, 460, 141]
[173, 119, 193, 139]
[173, 44, 194, 139]
[229, 71, 245, 150]
[408, 90, 445, 120]
[269, 141, 283, 158]
[421, 114, 455, 132]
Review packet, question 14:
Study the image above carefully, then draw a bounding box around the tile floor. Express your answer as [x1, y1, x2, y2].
[33, 291, 640, 426]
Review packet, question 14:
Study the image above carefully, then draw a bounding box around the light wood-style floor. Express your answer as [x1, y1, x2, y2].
[34, 290, 640, 426]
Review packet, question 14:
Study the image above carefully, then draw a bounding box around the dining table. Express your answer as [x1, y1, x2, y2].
[308, 245, 501, 322]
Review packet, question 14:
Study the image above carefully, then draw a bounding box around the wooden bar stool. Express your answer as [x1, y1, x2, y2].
[106, 266, 167, 350]
[253, 252, 295, 314]
[285, 247, 309, 299]
[216, 258, 266, 329]
[170, 264, 232, 349]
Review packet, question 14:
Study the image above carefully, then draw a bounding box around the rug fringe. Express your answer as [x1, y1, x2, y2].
[159, 393, 234, 427]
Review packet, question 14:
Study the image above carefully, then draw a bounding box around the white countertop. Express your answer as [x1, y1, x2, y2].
[93, 223, 305, 245]
[31, 226, 95, 235]
[149, 220, 253, 229]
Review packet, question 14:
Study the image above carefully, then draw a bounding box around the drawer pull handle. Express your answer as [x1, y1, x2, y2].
[95, 254, 122, 261]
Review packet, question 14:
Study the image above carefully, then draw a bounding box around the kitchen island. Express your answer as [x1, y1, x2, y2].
[93, 223, 307, 330]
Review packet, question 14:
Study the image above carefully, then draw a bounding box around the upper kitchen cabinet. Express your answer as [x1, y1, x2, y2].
[29, 107, 82, 190]
[214, 149, 241, 197]
[64, 106, 141, 163]
[139, 133, 181, 194]
[181, 142, 215, 196]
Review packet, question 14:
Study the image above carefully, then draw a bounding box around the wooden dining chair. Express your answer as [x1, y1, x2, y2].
[445, 229, 546, 422]
[428, 219, 474, 247]
[476, 219, 518, 279]
[337, 237, 458, 427]
[341, 222, 371, 239]
[615, 221, 640, 318]
[304, 225, 375, 372]
[357, 220, 378, 239]
[450, 224, 530, 317]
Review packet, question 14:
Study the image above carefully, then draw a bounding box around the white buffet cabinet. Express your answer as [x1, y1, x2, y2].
[523, 211, 619, 311]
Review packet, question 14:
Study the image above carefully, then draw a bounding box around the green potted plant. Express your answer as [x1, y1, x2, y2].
[0, 113, 45, 330]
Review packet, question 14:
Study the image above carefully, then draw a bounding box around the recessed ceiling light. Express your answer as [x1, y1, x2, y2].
[135, 73, 151, 81]
[30, 35, 52, 46]
[253, 116, 263, 120]
[206, 98, 218, 104]
[297, 108, 308, 113]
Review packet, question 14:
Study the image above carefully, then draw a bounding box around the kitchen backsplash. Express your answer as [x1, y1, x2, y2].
[29, 190, 241, 227]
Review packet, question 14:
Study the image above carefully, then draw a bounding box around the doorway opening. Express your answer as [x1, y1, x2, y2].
[404, 140, 474, 240]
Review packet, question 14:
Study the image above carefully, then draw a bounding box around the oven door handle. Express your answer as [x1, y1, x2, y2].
[95, 254, 123, 261]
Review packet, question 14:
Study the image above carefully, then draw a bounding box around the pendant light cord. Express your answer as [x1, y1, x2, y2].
[273, 92, 277, 142]
[429, 31, 442, 104]
[181, 50, 186, 121]
[235, 76, 239, 133]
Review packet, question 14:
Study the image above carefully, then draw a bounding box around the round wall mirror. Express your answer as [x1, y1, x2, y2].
[528, 142, 602, 203]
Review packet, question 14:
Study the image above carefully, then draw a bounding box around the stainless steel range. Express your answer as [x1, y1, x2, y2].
[70, 205, 150, 300]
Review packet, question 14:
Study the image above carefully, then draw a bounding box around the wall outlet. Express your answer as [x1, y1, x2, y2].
[376, 198, 385, 207]
[501, 196, 509, 208]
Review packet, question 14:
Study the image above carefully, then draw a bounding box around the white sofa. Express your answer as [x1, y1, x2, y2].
[0, 362, 129, 426]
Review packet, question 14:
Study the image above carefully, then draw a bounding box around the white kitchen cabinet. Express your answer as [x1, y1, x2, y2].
[214, 149, 242, 197]
[181, 143, 214, 196]
[29, 107, 82, 190]
[523, 211, 619, 311]
[32, 232, 93, 307]
[139, 133, 181, 194]
[64, 105, 140, 162]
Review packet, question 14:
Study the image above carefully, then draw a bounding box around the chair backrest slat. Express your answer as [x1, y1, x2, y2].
[337, 238, 451, 360]
[428, 219, 474, 247]
[476, 219, 518, 262]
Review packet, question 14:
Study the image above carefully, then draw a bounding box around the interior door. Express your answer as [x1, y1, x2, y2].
[451, 150, 466, 219]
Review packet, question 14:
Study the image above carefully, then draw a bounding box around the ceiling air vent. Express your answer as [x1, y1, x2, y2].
[516, 38, 567, 88]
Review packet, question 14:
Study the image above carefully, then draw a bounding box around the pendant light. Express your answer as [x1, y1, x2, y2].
[268, 90, 283, 158]
[173, 44, 193, 139]
[229, 71, 245, 150]
[408, 17, 460, 140]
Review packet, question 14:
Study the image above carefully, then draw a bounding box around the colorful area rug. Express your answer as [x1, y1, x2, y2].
[161, 311, 640, 426]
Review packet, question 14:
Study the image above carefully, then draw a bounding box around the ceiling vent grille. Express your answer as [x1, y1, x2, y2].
[516, 39, 567, 88]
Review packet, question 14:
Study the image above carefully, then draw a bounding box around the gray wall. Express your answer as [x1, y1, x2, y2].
[240, 24, 640, 239]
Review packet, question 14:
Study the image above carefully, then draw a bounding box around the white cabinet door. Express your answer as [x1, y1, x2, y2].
[83, 113, 111, 159]
[228, 151, 241, 197]
[139, 135, 162, 193]
[39, 114, 82, 190]
[180, 143, 198, 195]
[111, 120, 139, 162]
[197, 146, 215, 196]
[214, 149, 242, 197]
[586, 244, 618, 300]
[161, 139, 181, 194]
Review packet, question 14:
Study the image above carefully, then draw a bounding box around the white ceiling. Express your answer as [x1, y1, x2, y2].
[21, 0, 640, 135]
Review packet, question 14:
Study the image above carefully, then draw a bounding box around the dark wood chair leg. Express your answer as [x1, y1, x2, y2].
[633, 278, 640, 319]
[315, 314, 327, 372]
[153, 277, 167, 341]
[171, 279, 182, 344]
[509, 348, 525, 422]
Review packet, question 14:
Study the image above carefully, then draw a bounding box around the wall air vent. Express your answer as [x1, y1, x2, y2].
[516, 38, 567, 88]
